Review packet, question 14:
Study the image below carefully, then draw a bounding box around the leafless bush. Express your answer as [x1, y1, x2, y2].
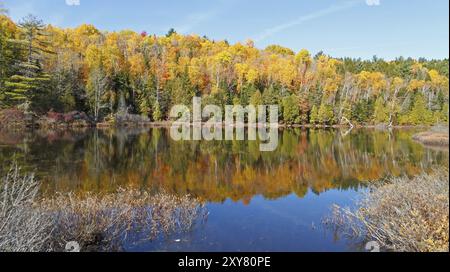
[115, 113, 150, 124]
[0, 165, 207, 252]
[326, 169, 449, 252]
[43, 189, 207, 251]
[0, 165, 53, 252]
[413, 131, 449, 147]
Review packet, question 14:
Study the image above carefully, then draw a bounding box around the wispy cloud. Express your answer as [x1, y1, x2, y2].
[253, 1, 360, 42]
[172, 0, 239, 35]
[175, 11, 217, 34]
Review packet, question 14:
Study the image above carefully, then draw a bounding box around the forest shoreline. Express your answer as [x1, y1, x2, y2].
[1, 13, 448, 136]
[0, 117, 437, 131]
[0, 107, 444, 131]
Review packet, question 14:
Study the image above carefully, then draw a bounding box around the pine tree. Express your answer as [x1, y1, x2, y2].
[0, 11, 18, 107]
[152, 100, 162, 121]
[440, 103, 449, 123]
[318, 102, 334, 125]
[249, 90, 262, 107]
[138, 95, 151, 117]
[282, 95, 300, 124]
[0, 16, 8, 98]
[340, 100, 352, 122]
[310, 105, 319, 124]
[4, 14, 51, 107]
[262, 85, 279, 106]
[373, 96, 388, 124]
[409, 94, 433, 125]
[170, 69, 195, 106]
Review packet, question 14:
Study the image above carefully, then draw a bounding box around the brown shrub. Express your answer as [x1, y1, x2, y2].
[43, 190, 206, 251]
[0, 166, 53, 252]
[0, 108, 27, 129]
[413, 130, 449, 147]
[38, 110, 93, 129]
[0, 165, 207, 252]
[326, 170, 449, 252]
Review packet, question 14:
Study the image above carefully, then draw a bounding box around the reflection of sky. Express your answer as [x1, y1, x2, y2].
[128, 189, 360, 252]
[4, 0, 449, 60]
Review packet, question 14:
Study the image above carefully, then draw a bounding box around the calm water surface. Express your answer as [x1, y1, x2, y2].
[0, 128, 448, 252]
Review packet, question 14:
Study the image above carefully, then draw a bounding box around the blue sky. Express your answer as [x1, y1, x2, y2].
[3, 0, 449, 60]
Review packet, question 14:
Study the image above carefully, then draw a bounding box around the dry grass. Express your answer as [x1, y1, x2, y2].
[413, 125, 449, 147]
[413, 132, 449, 146]
[0, 108, 27, 129]
[326, 170, 449, 252]
[0, 165, 207, 252]
[0, 166, 53, 252]
[43, 190, 206, 251]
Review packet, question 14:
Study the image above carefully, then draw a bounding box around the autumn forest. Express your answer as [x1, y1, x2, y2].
[1, 8, 448, 126]
[0, 0, 449, 253]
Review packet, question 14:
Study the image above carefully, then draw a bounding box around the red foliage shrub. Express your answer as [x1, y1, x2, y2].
[46, 110, 65, 122]
[0, 108, 26, 128]
[45, 110, 90, 123]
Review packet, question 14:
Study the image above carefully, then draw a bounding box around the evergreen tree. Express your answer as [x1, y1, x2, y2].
[239, 84, 256, 106]
[310, 105, 319, 124]
[138, 91, 151, 117]
[0, 13, 11, 100]
[4, 15, 51, 108]
[340, 100, 352, 122]
[152, 100, 162, 121]
[282, 95, 300, 124]
[373, 96, 389, 124]
[249, 90, 262, 107]
[170, 69, 195, 106]
[440, 103, 449, 123]
[262, 85, 282, 120]
[318, 102, 335, 125]
[409, 93, 433, 125]
[352, 100, 374, 124]
[262, 85, 279, 106]
[166, 28, 177, 37]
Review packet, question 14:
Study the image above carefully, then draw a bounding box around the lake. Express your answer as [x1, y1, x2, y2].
[0, 127, 448, 252]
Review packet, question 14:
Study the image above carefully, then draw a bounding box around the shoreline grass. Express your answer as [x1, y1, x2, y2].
[326, 169, 449, 252]
[0, 165, 207, 252]
[413, 132, 449, 147]
[412, 125, 449, 147]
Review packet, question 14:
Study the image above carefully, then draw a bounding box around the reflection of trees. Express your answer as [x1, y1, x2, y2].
[0, 128, 448, 203]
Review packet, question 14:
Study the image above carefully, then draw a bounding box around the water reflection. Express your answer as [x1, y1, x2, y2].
[0, 128, 447, 203]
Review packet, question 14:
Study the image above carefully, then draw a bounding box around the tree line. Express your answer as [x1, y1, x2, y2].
[0, 9, 448, 126]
